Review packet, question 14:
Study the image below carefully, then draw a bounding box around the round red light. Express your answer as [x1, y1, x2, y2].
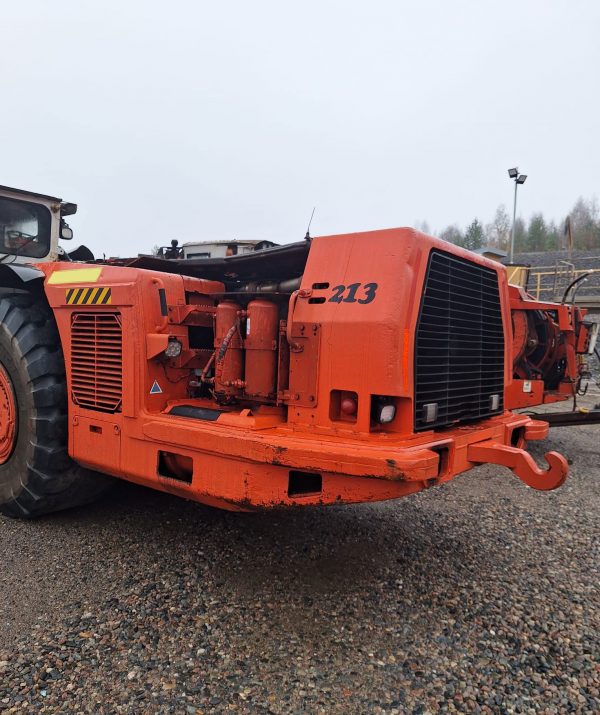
[340, 397, 358, 416]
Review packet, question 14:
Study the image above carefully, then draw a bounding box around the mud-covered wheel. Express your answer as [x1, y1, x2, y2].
[0, 293, 113, 518]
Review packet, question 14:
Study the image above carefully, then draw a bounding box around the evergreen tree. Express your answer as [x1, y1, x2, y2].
[526, 213, 547, 251]
[462, 219, 485, 251]
[546, 221, 560, 250]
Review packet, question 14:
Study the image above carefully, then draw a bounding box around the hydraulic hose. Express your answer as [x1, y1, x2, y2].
[561, 272, 589, 304]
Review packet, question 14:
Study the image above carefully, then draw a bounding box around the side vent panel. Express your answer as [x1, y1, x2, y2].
[71, 312, 123, 413]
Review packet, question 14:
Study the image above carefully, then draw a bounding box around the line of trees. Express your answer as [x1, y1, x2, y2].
[419, 197, 600, 254]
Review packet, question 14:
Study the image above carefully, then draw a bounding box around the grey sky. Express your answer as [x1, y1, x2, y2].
[2, 1, 599, 257]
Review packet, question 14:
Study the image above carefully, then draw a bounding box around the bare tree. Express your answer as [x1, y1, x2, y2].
[569, 197, 600, 249]
[487, 204, 511, 250]
[415, 220, 431, 235]
[439, 224, 463, 245]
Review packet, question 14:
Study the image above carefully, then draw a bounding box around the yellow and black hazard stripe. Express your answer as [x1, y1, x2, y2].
[65, 287, 112, 305]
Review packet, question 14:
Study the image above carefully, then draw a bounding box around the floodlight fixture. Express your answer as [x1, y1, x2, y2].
[507, 166, 527, 263]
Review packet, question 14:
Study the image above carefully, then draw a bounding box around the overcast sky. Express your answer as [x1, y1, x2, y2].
[1, 1, 599, 257]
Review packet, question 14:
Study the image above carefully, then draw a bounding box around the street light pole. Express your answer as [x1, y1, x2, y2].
[507, 168, 527, 263]
[510, 179, 518, 263]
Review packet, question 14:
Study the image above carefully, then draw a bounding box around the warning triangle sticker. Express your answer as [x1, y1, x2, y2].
[150, 380, 163, 395]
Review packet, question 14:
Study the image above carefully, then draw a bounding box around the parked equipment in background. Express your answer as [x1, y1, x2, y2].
[0, 185, 580, 518]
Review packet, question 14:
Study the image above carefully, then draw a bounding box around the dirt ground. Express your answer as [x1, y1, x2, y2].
[0, 386, 598, 713]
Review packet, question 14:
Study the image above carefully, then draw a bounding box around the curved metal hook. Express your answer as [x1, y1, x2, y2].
[467, 441, 568, 491]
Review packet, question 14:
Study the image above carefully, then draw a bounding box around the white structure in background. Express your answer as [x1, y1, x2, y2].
[181, 239, 277, 259]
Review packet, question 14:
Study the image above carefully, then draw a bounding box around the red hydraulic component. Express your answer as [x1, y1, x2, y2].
[511, 308, 561, 381]
[214, 301, 244, 398]
[507, 284, 597, 411]
[511, 309, 534, 364]
[244, 299, 279, 398]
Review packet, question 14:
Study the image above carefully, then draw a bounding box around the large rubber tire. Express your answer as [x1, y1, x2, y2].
[0, 292, 113, 518]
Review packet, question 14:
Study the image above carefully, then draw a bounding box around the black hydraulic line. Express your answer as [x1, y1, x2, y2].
[528, 409, 600, 427]
[561, 272, 590, 304]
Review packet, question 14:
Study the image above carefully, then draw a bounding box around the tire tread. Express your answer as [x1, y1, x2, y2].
[0, 293, 113, 518]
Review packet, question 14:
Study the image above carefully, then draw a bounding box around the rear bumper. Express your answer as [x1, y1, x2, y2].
[99, 409, 565, 509]
[139, 410, 547, 481]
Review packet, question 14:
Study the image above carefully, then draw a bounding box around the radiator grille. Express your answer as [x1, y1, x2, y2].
[414, 250, 505, 431]
[71, 312, 123, 413]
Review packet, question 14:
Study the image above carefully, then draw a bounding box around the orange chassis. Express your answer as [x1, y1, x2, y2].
[38, 230, 567, 511]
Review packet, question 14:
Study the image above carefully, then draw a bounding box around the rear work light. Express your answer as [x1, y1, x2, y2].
[379, 404, 396, 423]
[165, 338, 183, 358]
[372, 396, 396, 424]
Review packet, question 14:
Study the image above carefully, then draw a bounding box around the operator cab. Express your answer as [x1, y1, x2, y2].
[0, 185, 77, 264]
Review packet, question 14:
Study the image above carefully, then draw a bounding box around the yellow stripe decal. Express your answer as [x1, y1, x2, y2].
[48, 267, 102, 285]
[64, 287, 112, 305]
[97, 287, 111, 304]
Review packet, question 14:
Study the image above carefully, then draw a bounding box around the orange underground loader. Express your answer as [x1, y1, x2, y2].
[0, 191, 569, 517]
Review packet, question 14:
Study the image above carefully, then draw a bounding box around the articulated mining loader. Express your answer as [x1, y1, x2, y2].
[0, 184, 579, 518]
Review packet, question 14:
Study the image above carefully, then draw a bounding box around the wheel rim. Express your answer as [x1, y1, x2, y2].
[0, 362, 17, 464]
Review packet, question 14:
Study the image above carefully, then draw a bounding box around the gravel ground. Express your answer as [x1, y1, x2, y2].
[0, 390, 598, 714]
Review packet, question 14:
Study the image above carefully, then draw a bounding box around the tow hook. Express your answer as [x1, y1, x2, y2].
[467, 441, 568, 491]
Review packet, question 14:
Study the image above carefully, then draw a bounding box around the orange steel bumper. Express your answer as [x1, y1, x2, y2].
[75, 409, 568, 511]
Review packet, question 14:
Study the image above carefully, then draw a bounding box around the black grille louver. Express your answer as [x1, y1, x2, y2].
[71, 312, 123, 413]
[414, 250, 505, 431]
